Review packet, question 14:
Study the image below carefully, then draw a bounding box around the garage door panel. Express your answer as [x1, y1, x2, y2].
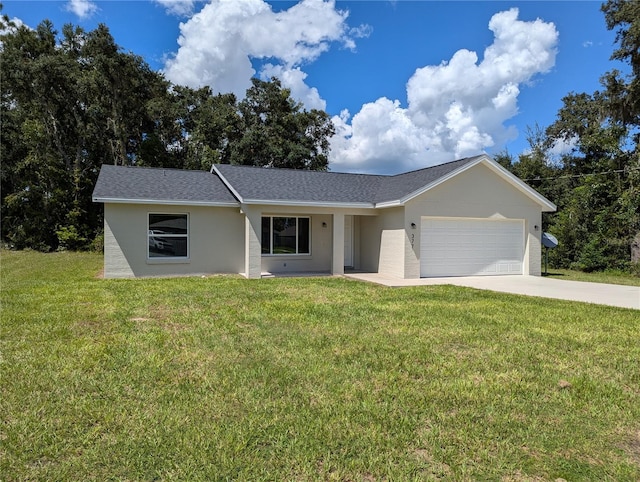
[421, 218, 524, 277]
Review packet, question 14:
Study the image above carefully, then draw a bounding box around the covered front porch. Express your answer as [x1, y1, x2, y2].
[241, 205, 375, 279]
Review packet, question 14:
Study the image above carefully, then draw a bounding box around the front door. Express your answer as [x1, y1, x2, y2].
[344, 215, 354, 268]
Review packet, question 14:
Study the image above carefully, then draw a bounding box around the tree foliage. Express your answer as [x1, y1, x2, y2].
[500, 0, 640, 273]
[0, 16, 335, 251]
[232, 78, 334, 170]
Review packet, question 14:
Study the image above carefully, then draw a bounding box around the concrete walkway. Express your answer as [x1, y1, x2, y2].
[345, 273, 640, 310]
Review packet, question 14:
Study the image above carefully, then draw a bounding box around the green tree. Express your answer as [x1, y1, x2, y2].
[0, 16, 336, 252]
[231, 78, 334, 170]
[542, 1, 640, 271]
[169, 86, 242, 170]
[1, 21, 74, 249]
[0, 20, 173, 250]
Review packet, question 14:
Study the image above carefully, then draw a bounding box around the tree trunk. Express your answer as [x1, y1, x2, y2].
[632, 232, 640, 265]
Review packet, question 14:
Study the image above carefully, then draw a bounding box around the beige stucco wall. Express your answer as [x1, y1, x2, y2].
[103, 203, 245, 278]
[404, 162, 543, 277]
[359, 216, 379, 273]
[358, 207, 407, 278]
[104, 202, 379, 279]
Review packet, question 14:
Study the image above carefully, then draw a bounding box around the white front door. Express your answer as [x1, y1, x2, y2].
[344, 215, 354, 267]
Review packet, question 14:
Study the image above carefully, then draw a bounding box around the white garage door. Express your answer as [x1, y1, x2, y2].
[420, 218, 524, 277]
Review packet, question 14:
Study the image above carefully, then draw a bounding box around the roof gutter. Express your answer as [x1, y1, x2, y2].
[240, 199, 375, 209]
[374, 200, 403, 209]
[92, 196, 239, 207]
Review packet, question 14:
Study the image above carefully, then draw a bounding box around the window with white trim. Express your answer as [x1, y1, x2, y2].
[148, 213, 188, 258]
[261, 216, 310, 255]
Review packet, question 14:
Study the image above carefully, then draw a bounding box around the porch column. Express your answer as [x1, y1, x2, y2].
[332, 212, 345, 276]
[243, 205, 262, 279]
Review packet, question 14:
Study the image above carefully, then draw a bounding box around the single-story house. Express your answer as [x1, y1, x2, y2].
[92, 154, 556, 279]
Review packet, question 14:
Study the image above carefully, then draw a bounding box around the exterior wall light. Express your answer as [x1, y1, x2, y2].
[322, 222, 327, 228]
[410, 222, 416, 229]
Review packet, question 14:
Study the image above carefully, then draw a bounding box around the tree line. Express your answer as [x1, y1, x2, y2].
[0, 16, 333, 251]
[496, 0, 640, 273]
[1, 1, 639, 274]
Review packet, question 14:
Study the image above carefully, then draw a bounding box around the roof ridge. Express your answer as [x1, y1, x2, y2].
[214, 156, 483, 178]
[104, 164, 210, 174]
[215, 163, 386, 179]
[387, 155, 483, 178]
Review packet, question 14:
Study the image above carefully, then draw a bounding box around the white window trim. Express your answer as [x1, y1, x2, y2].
[262, 216, 311, 256]
[147, 212, 190, 261]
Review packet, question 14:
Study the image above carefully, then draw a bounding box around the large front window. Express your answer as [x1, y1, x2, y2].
[148, 213, 188, 258]
[261, 216, 310, 255]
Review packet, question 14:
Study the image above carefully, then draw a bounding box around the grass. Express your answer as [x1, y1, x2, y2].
[543, 268, 640, 287]
[2, 250, 639, 481]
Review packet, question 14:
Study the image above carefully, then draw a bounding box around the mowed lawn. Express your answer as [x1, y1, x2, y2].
[1, 251, 639, 481]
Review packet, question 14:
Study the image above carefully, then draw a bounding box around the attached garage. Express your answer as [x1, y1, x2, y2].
[420, 217, 524, 277]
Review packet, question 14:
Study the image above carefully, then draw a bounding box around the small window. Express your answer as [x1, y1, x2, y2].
[148, 213, 188, 258]
[261, 216, 310, 255]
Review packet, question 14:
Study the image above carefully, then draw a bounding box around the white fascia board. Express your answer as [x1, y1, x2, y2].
[395, 154, 557, 212]
[92, 197, 239, 207]
[211, 165, 244, 203]
[482, 158, 557, 212]
[374, 200, 403, 209]
[396, 155, 489, 206]
[242, 199, 374, 209]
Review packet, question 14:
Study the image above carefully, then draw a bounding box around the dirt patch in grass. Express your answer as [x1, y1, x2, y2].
[622, 428, 640, 467]
[149, 304, 173, 321]
[129, 305, 188, 333]
[413, 448, 452, 479]
[500, 471, 547, 481]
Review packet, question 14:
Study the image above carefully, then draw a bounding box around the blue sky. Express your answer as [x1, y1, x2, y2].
[2, 1, 628, 173]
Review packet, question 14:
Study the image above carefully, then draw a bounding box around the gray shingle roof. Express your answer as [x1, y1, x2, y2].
[92, 164, 238, 205]
[213, 156, 481, 205]
[213, 164, 383, 205]
[92, 155, 492, 207]
[371, 156, 481, 203]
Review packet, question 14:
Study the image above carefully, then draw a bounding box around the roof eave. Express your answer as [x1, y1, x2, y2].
[374, 200, 402, 209]
[392, 155, 489, 206]
[92, 196, 239, 207]
[241, 199, 375, 209]
[482, 158, 557, 212]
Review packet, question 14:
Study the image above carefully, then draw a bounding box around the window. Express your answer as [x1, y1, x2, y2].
[261, 216, 310, 255]
[148, 213, 188, 258]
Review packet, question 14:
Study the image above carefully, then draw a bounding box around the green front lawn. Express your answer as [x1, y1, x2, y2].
[544, 268, 640, 287]
[2, 250, 639, 481]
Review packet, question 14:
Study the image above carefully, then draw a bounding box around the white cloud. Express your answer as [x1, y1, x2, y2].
[260, 64, 326, 111]
[163, 0, 360, 104]
[0, 16, 30, 50]
[65, 0, 98, 19]
[0, 16, 28, 35]
[549, 135, 578, 157]
[330, 99, 441, 174]
[330, 8, 558, 173]
[154, 0, 196, 17]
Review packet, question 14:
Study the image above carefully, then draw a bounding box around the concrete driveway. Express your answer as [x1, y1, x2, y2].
[346, 273, 640, 310]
